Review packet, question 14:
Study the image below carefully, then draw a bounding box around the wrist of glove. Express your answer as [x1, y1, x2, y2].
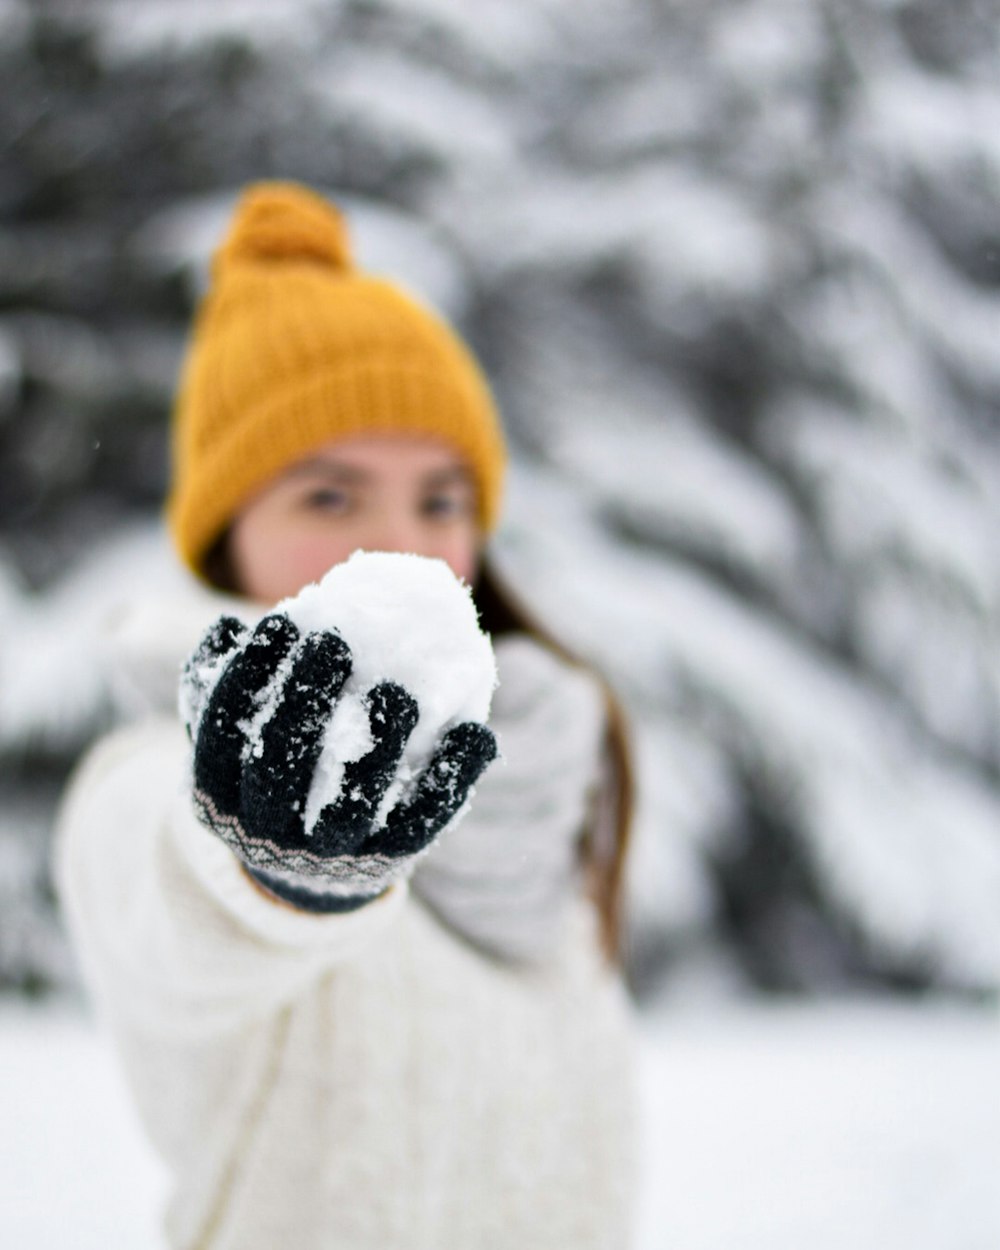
[180, 611, 498, 913]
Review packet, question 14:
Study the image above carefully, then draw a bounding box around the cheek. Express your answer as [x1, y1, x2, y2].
[430, 529, 481, 585]
[231, 517, 359, 603]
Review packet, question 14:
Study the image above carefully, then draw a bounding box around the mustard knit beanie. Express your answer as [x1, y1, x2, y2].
[166, 181, 507, 577]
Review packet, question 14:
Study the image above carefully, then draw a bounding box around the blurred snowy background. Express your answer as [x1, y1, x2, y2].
[1, 1, 999, 1244]
[3, 0, 999, 1002]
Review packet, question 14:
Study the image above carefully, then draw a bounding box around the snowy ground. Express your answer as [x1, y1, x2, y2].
[2, 998, 997, 1249]
[634, 1001, 1000, 1250]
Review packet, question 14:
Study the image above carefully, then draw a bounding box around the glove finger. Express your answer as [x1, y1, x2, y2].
[180, 615, 249, 737]
[311, 681, 419, 857]
[193, 613, 300, 817]
[193, 615, 248, 667]
[375, 721, 498, 858]
[241, 630, 353, 846]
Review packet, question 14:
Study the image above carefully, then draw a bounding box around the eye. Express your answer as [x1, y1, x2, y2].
[301, 487, 350, 514]
[421, 491, 473, 520]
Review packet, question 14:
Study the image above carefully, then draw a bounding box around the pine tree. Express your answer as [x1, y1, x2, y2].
[1, 0, 998, 996]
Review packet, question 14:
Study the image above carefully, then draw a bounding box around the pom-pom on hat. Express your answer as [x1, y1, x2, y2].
[167, 181, 507, 577]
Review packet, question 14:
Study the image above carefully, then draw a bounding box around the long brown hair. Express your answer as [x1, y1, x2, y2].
[201, 535, 634, 965]
[473, 559, 634, 965]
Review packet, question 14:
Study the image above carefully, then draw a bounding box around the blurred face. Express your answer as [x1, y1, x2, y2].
[229, 435, 481, 604]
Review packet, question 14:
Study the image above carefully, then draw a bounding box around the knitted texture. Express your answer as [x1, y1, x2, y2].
[180, 610, 498, 910]
[103, 576, 602, 963]
[166, 182, 507, 576]
[55, 716, 638, 1249]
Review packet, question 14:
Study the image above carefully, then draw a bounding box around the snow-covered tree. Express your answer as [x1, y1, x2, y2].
[1, 0, 998, 997]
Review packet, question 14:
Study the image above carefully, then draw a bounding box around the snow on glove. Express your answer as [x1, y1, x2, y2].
[181, 608, 498, 912]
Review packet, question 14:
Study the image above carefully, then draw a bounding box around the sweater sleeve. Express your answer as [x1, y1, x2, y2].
[54, 717, 405, 1035]
[410, 636, 607, 962]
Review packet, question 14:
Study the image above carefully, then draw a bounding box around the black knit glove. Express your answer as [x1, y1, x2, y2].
[180, 612, 498, 912]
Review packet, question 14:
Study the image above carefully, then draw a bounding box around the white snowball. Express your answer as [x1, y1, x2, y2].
[274, 550, 497, 834]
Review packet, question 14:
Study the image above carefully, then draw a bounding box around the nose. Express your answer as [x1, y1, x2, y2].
[365, 511, 423, 556]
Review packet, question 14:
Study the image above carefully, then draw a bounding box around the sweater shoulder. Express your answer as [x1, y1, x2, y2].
[59, 716, 187, 826]
[491, 634, 605, 730]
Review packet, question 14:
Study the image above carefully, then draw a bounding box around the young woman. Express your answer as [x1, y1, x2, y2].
[56, 182, 638, 1249]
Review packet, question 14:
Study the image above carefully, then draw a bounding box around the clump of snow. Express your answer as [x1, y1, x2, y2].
[857, 68, 1000, 179]
[452, 166, 772, 302]
[367, 0, 557, 67]
[0, 328, 20, 416]
[95, 0, 318, 62]
[275, 551, 496, 833]
[811, 188, 1000, 393]
[309, 53, 514, 169]
[0, 524, 187, 756]
[494, 461, 1000, 987]
[552, 415, 804, 596]
[709, 1, 824, 83]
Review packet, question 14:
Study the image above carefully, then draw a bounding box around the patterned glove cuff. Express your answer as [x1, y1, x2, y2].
[193, 787, 426, 910]
[246, 866, 388, 914]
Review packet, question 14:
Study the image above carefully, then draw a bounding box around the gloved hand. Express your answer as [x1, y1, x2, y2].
[180, 612, 498, 912]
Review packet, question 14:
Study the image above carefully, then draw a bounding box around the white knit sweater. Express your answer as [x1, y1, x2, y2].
[55, 589, 638, 1250]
